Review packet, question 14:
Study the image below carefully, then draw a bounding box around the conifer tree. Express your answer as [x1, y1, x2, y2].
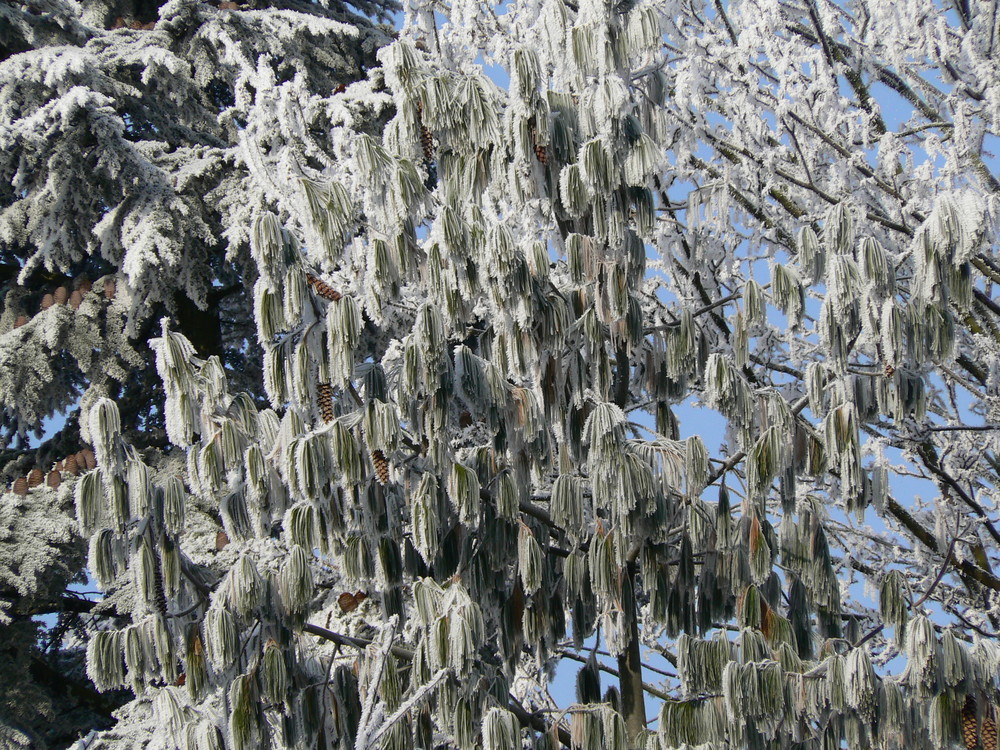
[3, 0, 1000, 748]
[0, 0, 394, 744]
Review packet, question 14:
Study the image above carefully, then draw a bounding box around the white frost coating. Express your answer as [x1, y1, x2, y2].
[6, 0, 1000, 746]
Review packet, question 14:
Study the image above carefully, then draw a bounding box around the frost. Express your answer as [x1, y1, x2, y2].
[5, 0, 1000, 746]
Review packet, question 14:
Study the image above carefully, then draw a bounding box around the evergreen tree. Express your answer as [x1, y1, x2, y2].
[3, 0, 1000, 748]
[0, 0, 395, 744]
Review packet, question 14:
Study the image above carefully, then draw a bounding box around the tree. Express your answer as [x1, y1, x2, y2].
[0, 0, 395, 744]
[3, 0, 1000, 747]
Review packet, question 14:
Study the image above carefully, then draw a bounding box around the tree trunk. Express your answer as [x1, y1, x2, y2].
[618, 562, 646, 746]
[613, 343, 645, 744]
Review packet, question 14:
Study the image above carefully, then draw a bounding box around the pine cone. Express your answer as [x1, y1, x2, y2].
[64, 454, 79, 476]
[26, 469, 43, 488]
[75, 276, 92, 293]
[338, 591, 367, 613]
[420, 125, 435, 162]
[371, 449, 390, 486]
[13, 315, 28, 328]
[12, 477, 28, 495]
[534, 143, 548, 165]
[54, 286, 68, 305]
[40, 293, 55, 311]
[70, 290, 84, 310]
[317, 382, 334, 424]
[46, 470, 61, 489]
[415, 100, 434, 161]
[103, 278, 117, 300]
[962, 697, 998, 750]
[152, 548, 168, 617]
[80, 448, 96, 470]
[964, 699, 980, 750]
[305, 274, 342, 302]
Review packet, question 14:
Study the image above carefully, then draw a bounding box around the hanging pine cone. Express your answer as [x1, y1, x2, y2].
[46, 470, 61, 489]
[152, 546, 168, 617]
[420, 125, 435, 162]
[40, 293, 54, 311]
[26, 469, 43, 488]
[884, 362, 896, 378]
[371, 449, 390, 486]
[962, 697, 998, 750]
[54, 286, 69, 305]
[64, 455, 80, 476]
[12, 477, 28, 495]
[70, 290, 84, 309]
[338, 590, 367, 613]
[305, 274, 342, 302]
[415, 100, 435, 161]
[534, 143, 548, 165]
[317, 382, 334, 424]
[13, 315, 28, 328]
[79, 448, 96, 471]
[963, 698, 979, 750]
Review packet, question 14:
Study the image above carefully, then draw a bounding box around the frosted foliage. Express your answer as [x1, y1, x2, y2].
[0, 0, 395, 445]
[6, 0, 1000, 748]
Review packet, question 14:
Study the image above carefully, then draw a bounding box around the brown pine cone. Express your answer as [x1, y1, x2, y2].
[12, 477, 28, 495]
[962, 697, 998, 750]
[317, 382, 334, 424]
[103, 278, 116, 300]
[963, 698, 980, 750]
[415, 100, 434, 161]
[46, 470, 61, 489]
[534, 144, 548, 165]
[54, 286, 69, 305]
[64, 455, 80, 476]
[338, 591, 367, 613]
[305, 274, 342, 302]
[40, 293, 55, 311]
[75, 276, 92, 293]
[70, 290, 84, 309]
[80, 449, 96, 470]
[13, 315, 28, 328]
[26, 469, 43, 488]
[420, 125, 435, 162]
[371, 449, 390, 486]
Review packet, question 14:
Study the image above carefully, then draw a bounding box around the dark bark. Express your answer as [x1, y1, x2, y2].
[617, 563, 646, 745]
